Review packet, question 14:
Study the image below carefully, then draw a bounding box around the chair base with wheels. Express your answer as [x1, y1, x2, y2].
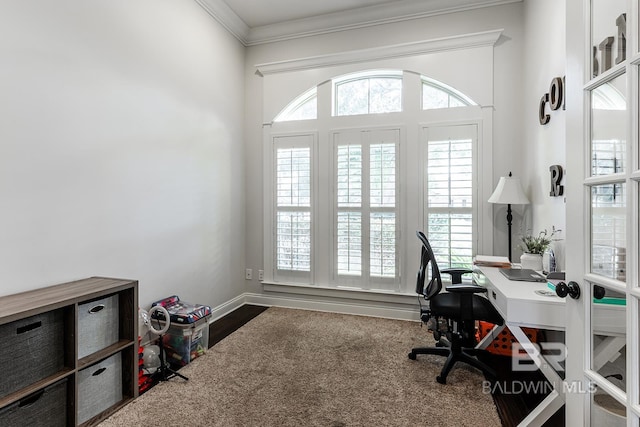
[408, 231, 503, 384]
[409, 317, 498, 384]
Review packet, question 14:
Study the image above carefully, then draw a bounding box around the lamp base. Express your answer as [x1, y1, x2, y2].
[507, 203, 513, 262]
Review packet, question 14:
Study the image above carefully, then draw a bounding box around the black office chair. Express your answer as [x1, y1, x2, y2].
[408, 231, 503, 384]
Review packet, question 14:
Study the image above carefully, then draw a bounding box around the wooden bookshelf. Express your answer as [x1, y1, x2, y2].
[0, 277, 138, 426]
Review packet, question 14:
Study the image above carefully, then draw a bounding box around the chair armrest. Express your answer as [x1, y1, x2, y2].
[445, 284, 487, 293]
[441, 268, 473, 284]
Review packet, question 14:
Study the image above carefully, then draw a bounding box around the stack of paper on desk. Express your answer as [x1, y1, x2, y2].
[473, 255, 512, 268]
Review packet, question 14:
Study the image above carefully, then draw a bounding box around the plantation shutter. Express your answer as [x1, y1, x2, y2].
[369, 142, 396, 277]
[423, 125, 476, 270]
[590, 136, 626, 280]
[334, 129, 399, 290]
[274, 134, 313, 281]
[336, 142, 362, 276]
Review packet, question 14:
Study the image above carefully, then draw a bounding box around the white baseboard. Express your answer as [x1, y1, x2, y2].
[207, 293, 247, 323]
[239, 292, 421, 321]
[172, 286, 422, 328]
[140, 291, 420, 348]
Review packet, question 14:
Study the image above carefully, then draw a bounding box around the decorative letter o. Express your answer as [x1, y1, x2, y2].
[549, 77, 564, 111]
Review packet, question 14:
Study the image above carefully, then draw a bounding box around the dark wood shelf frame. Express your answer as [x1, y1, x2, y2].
[0, 277, 139, 427]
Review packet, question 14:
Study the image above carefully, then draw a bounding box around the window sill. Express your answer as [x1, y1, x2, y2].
[262, 281, 418, 306]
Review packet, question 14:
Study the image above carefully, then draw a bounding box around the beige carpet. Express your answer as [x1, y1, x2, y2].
[101, 307, 501, 426]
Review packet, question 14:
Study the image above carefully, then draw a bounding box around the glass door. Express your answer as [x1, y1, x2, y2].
[565, 0, 639, 424]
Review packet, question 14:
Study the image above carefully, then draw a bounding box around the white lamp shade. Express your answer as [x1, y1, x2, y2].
[488, 176, 530, 205]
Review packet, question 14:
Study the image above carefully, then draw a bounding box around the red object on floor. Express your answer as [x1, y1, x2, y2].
[477, 321, 540, 357]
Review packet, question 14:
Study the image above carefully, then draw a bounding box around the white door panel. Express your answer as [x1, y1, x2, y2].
[566, 0, 638, 424]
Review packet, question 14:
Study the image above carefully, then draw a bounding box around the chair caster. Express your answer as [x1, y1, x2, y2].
[436, 375, 446, 385]
[408, 352, 417, 360]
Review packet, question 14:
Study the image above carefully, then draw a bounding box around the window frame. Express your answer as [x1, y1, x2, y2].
[263, 70, 493, 293]
[274, 87, 318, 122]
[331, 127, 401, 291]
[421, 123, 479, 272]
[421, 76, 478, 110]
[269, 132, 317, 284]
[332, 70, 403, 117]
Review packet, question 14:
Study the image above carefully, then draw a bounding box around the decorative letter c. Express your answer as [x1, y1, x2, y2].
[539, 93, 550, 125]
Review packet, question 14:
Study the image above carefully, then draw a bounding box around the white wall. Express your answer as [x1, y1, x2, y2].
[521, 0, 567, 269]
[244, 2, 526, 293]
[0, 1, 246, 310]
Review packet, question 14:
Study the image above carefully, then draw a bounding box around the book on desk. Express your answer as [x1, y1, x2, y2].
[475, 256, 550, 282]
[473, 255, 511, 268]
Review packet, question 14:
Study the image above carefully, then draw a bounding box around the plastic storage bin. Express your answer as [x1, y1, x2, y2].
[476, 321, 541, 357]
[151, 295, 212, 324]
[162, 316, 210, 366]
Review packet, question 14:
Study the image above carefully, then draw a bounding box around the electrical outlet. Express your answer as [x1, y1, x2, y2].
[258, 270, 264, 281]
[245, 268, 252, 280]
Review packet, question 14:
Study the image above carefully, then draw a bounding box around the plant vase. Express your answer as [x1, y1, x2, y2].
[520, 253, 543, 271]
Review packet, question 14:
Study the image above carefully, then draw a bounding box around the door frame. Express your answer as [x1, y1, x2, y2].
[565, 0, 640, 424]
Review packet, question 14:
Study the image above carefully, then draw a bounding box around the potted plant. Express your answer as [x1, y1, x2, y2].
[519, 227, 561, 271]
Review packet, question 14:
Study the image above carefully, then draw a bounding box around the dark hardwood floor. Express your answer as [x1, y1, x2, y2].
[207, 305, 563, 427]
[140, 306, 268, 394]
[208, 304, 269, 348]
[480, 352, 565, 427]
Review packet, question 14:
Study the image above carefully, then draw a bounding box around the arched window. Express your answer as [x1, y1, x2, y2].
[274, 87, 317, 122]
[421, 76, 476, 110]
[267, 69, 484, 294]
[333, 70, 402, 116]
[592, 82, 626, 110]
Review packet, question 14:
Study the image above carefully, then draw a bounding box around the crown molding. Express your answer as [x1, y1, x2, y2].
[255, 29, 503, 76]
[194, 0, 250, 44]
[248, 0, 519, 45]
[195, 0, 520, 46]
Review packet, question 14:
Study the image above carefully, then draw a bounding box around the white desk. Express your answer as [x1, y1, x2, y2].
[474, 266, 565, 330]
[474, 266, 565, 427]
[474, 266, 626, 427]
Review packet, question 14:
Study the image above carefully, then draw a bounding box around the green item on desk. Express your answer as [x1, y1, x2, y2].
[593, 297, 626, 306]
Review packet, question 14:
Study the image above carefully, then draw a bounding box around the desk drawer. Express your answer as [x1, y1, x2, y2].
[475, 265, 565, 330]
[485, 285, 508, 318]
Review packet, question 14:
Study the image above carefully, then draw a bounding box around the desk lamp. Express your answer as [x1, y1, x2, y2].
[488, 172, 530, 261]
